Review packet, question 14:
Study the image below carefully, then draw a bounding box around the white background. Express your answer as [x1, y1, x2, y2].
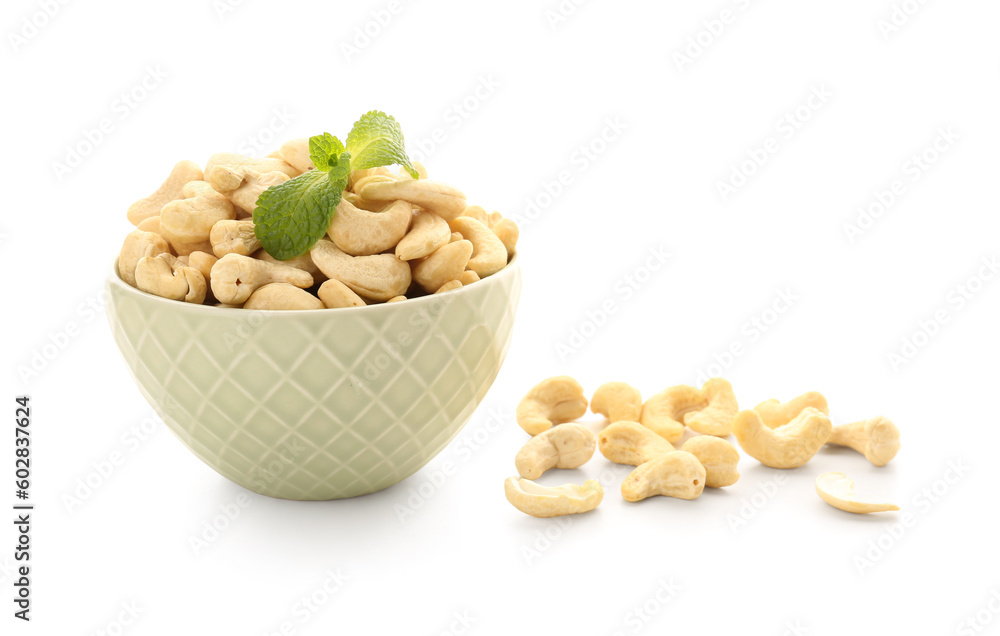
[2, 0, 999, 634]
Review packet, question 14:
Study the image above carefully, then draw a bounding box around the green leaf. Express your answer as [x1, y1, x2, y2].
[253, 170, 347, 260]
[345, 110, 419, 179]
[309, 133, 345, 172]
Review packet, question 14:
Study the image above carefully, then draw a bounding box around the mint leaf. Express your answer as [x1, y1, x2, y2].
[309, 133, 345, 172]
[345, 110, 419, 179]
[253, 170, 347, 260]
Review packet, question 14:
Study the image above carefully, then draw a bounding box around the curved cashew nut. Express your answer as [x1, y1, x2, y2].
[228, 170, 290, 217]
[160, 181, 236, 246]
[448, 217, 508, 278]
[396, 161, 428, 180]
[640, 385, 706, 443]
[342, 191, 387, 212]
[459, 270, 480, 286]
[210, 253, 314, 305]
[591, 381, 642, 423]
[203, 152, 299, 190]
[753, 392, 829, 429]
[328, 198, 412, 256]
[461, 205, 489, 224]
[351, 174, 396, 194]
[243, 283, 324, 310]
[127, 160, 204, 226]
[358, 179, 467, 221]
[598, 421, 674, 466]
[310, 239, 411, 302]
[119, 229, 171, 288]
[187, 251, 218, 284]
[253, 249, 321, 277]
[681, 436, 740, 487]
[211, 219, 261, 257]
[515, 423, 596, 480]
[134, 253, 207, 304]
[434, 280, 463, 294]
[621, 451, 706, 502]
[827, 416, 900, 466]
[492, 218, 519, 256]
[395, 211, 450, 261]
[516, 376, 589, 436]
[277, 138, 315, 173]
[733, 407, 832, 469]
[504, 477, 603, 518]
[815, 472, 899, 514]
[411, 240, 473, 293]
[347, 167, 394, 192]
[317, 279, 366, 308]
[684, 378, 739, 437]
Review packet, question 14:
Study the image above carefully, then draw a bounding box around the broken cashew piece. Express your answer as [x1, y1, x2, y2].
[754, 392, 829, 429]
[395, 210, 450, 261]
[134, 253, 207, 304]
[733, 407, 832, 469]
[516, 376, 589, 436]
[591, 381, 642, 423]
[621, 451, 706, 502]
[827, 416, 901, 466]
[411, 240, 473, 293]
[684, 378, 739, 437]
[310, 239, 411, 302]
[358, 179, 467, 221]
[504, 477, 603, 518]
[680, 436, 740, 487]
[515, 423, 596, 480]
[598, 421, 674, 466]
[815, 472, 899, 514]
[127, 160, 204, 226]
[243, 283, 323, 310]
[328, 198, 412, 256]
[640, 385, 706, 443]
[211, 219, 261, 257]
[210, 253, 314, 305]
[317, 279, 366, 308]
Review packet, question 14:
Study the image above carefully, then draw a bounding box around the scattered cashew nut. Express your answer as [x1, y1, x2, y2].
[827, 416, 900, 466]
[504, 477, 603, 518]
[598, 421, 674, 466]
[732, 407, 832, 469]
[591, 381, 642, 423]
[640, 384, 705, 443]
[515, 423, 596, 480]
[680, 436, 740, 487]
[815, 472, 899, 514]
[516, 376, 589, 436]
[684, 378, 739, 437]
[753, 392, 829, 429]
[621, 451, 706, 502]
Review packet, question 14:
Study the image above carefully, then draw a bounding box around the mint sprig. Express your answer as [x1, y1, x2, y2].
[253, 111, 418, 260]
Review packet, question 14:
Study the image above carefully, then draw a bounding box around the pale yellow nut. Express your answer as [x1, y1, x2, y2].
[328, 198, 412, 256]
[342, 191, 385, 212]
[492, 218, 519, 256]
[386, 295, 406, 303]
[253, 249, 321, 277]
[395, 161, 427, 180]
[461, 204, 489, 224]
[815, 472, 899, 514]
[504, 477, 603, 518]
[317, 279, 366, 309]
[515, 423, 596, 480]
[277, 138, 315, 173]
[210, 219, 260, 257]
[516, 376, 588, 436]
[591, 381, 642, 423]
[621, 451, 706, 502]
[448, 217, 508, 278]
[411, 240, 473, 293]
[127, 160, 204, 226]
[449, 232, 464, 243]
[160, 181, 236, 245]
[395, 210, 451, 261]
[243, 283, 323, 310]
[640, 385, 706, 443]
[134, 253, 207, 304]
[487, 210, 503, 229]
[135, 216, 162, 234]
[733, 407, 832, 469]
[187, 251, 218, 285]
[352, 174, 396, 194]
[171, 238, 215, 256]
[358, 179, 467, 221]
[827, 416, 901, 467]
[310, 239, 411, 302]
[598, 421, 674, 466]
[684, 378, 739, 437]
[753, 392, 829, 429]
[458, 270, 480, 286]
[210, 253, 314, 305]
[347, 167, 394, 192]
[434, 280, 463, 294]
[203, 152, 299, 188]
[118, 229, 171, 287]
[680, 436, 740, 487]
[228, 170, 290, 216]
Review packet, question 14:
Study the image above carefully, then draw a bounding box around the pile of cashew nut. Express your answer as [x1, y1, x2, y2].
[504, 377, 901, 517]
[117, 146, 519, 309]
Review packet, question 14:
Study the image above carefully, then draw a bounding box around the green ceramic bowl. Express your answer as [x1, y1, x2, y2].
[105, 256, 521, 500]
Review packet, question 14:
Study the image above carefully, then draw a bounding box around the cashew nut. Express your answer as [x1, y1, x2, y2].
[358, 179, 467, 221]
[317, 279, 366, 308]
[732, 407, 832, 469]
[310, 239, 411, 302]
[328, 198, 412, 256]
[684, 378, 738, 437]
[621, 451, 706, 502]
[134, 253, 207, 304]
[461, 204, 489, 224]
[118, 229, 171, 287]
[253, 249, 321, 277]
[160, 181, 236, 246]
[815, 472, 899, 514]
[504, 477, 603, 518]
[449, 232, 464, 243]
[448, 217, 508, 278]
[754, 392, 829, 429]
[243, 283, 323, 310]
[680, 436, 740, 487]
[598, 421, 674, 466]
[203, 152, 299, 189]
[395, 210, 450, 261]
[640, 385, 705, 443]
[591, 381, 642, 423]
[134, 216, 162, 234]
[516, 376, 589, 436]
[277, 138, 315, 173]
[386, 295, 406, 303]
[827, 416, 900, 466]
[342, 191, 385, 212]
[351, 174, 396, 194]
[228, 170, 290, 216]
[211, 219, 261, 257]
[396, 161, 428, 180]
[127, 160, 204, 226]
[210, 253, 314, 305]
[514, 423, 596, 480]
[434, 280, 463, 294]
[458, 270, 480, 286]
[411, 240, 473, 293]
[187, 251, 218, 284]
[492, 218, 519, 256]
[348, 167, 394, 192]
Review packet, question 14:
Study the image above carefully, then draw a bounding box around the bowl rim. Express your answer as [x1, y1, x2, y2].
[108, 251, 520, 315]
